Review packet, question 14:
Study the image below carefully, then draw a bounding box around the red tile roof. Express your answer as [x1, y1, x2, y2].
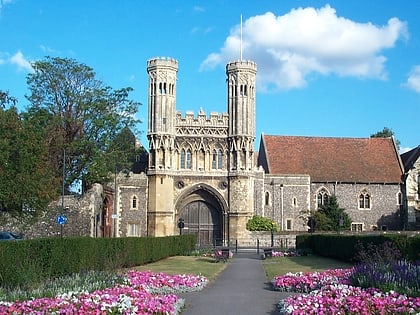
[259, 135, 403, 183]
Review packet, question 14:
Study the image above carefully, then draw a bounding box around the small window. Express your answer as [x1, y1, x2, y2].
[359, 191, 371, 209]
[132, 196, 137, 209]
[397, 192, 402, 205]
[351, 223, 363, 232]
[286, 219, 292, 230]
[293, 197, 297, 207]
[265, 192, 270, 206]
[127, 223, 139, 237]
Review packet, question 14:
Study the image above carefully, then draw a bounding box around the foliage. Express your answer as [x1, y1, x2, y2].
[354, 241, 402, 265]
[313, 195, 351, 231]
[246, 215, 278, 231]
[350, 242, 420, 297]
[0, 235, 196, 288]
[25, 56, 141, 190]
[0, 90, 17, 108]
[371, 126, 400, 150]
[0, 104, 58, 215]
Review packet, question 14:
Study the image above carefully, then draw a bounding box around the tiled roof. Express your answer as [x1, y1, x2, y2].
[259, 135, 403, 183]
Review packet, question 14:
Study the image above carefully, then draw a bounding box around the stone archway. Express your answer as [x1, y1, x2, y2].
[176, 185, 227, 247]
[179, 200, 222, 247]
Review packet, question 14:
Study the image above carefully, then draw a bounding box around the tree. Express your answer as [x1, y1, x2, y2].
[313, 195, 351, 231]
[0, 90, 17, 108]
[371, 127, 400, 150]
[26, 56, 141, 191]
[0, 101, 58, 215]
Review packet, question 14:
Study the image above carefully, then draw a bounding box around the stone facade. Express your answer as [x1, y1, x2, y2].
[1, 56, 411, 243]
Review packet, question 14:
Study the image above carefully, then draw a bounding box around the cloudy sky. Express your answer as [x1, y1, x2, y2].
[1, 0, 419, 152]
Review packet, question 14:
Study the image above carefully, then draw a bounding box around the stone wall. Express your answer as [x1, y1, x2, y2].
[0, 184, 104, 239]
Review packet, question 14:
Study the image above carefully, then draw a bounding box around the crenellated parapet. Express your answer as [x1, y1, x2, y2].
[147, 57, 179, 68]
[176, 109, 229, 137]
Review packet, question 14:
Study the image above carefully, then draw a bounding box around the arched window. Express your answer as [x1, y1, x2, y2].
[186, 150, 192, 169]
[317, 189, 329, 208]
[265, 192, 270, 206]
[359, 191, 371, 209]
[180, 149, 186, 169]
[397, 192, 402, 205]
[132, 196, 138, 209]
[212, 150, 217, 169]
[217, 150, 223, 169]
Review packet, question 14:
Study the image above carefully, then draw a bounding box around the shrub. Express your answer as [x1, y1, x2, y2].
[246, 215, 278, 231]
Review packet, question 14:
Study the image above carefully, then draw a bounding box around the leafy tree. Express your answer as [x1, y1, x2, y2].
[371, 127, 400, 150]
[313, 195, 351, 231]
[0, 103, 58, 215]
[246, 215, 278, 232]
[0, 90, 17, 108]
[25, 56, 141, 191]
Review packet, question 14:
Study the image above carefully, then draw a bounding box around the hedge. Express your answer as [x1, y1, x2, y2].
[0, 234, 196, 288]
[296, 233, 420, 263]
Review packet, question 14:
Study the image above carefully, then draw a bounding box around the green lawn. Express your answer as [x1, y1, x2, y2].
[132, 256, 228, 281]
[262, 255, 353, 280]
[131, 254, 352, 282]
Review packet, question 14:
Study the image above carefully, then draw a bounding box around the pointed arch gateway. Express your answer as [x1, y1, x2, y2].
[176, 183, 228, 247]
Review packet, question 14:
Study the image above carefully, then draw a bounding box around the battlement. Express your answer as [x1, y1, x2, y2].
[226, 60, 257, 72]
[147, 57, 179, 68]
[176, 109, 229, 127]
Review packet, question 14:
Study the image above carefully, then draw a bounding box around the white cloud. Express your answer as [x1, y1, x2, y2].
[201, 5, 408, 91]
[10, 50, 33, 72]
[405, 65, 420, 93]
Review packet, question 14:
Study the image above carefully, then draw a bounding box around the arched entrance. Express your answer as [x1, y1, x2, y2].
[179, 201, 222, 246]
[176, 184, 227, 247]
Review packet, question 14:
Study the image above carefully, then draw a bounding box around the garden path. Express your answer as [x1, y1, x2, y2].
[179, 251, 295, 315]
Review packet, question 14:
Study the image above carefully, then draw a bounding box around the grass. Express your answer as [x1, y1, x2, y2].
[262, 255, 353, 280]
[131, 256, 229, 281]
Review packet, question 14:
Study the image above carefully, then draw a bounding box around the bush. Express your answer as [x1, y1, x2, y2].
[246, 215, 278, 231]
[0, 234, 197, 288]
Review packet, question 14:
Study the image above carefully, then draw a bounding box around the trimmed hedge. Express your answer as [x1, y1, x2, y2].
[296, 233, 420, 263]
[0, 234, 196, 288]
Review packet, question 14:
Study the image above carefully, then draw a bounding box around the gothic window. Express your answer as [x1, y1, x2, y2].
[265, 192, 270, 206]
[317, 189, 330, 208]
[159, 82, 163, 94]
[132, 196, 138, 209]
[212, 150, 217, 169]
[186, 150, 192, 169]
[217, 150, 223, 169]
[359, 191, 371, 209]
[180, 149, 185, 169]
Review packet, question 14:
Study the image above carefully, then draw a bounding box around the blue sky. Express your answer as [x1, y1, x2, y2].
[1, 1, 419, 153]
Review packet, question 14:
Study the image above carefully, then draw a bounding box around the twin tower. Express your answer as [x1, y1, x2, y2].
[145, 57, 260, 246]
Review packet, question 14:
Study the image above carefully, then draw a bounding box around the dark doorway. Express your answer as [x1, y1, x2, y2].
[179, 200, 222, 247]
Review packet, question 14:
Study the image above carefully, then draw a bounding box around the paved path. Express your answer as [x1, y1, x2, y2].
[179, 252, 294, 315]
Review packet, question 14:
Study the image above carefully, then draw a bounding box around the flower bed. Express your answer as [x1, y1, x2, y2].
[274, 268, 420, 314]
[0, 271, 208, 314]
